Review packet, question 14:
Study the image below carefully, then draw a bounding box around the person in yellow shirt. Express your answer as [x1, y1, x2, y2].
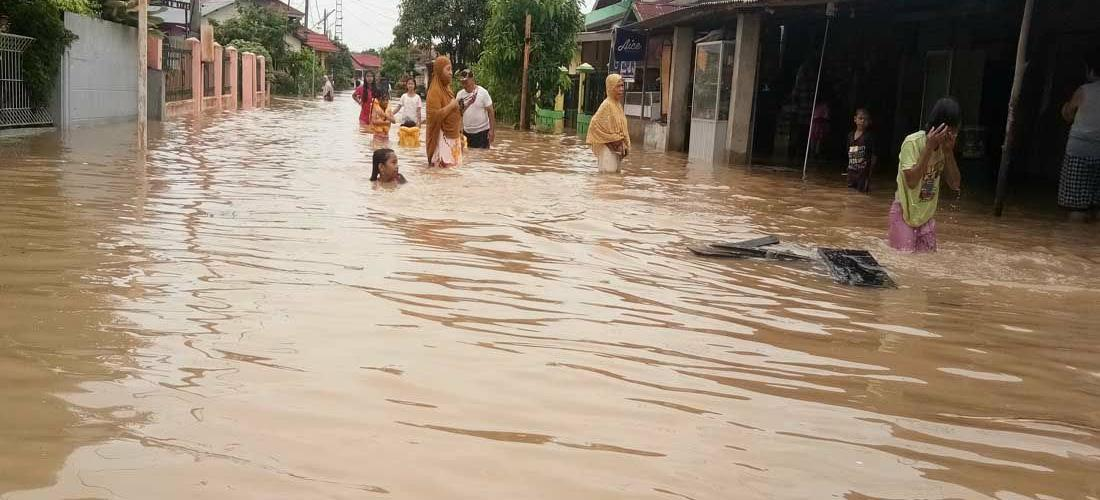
[887, 97, 962, 252]
[370, 88, 395, 142]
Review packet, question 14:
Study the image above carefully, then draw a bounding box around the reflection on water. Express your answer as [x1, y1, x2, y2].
[1, 95, 1098, 499]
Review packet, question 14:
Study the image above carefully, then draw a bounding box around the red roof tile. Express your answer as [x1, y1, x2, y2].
[351, 53, 381, 69]
[295, 28, 339, 53]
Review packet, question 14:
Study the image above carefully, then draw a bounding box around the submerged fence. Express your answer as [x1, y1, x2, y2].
[0, 33, 52, 129]
[163, 37, 192, 102]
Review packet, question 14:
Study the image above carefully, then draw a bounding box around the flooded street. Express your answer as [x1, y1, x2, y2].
[2, 95, 1099, 499]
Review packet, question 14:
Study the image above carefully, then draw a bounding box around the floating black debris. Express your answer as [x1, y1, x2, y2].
[817, 248, 896, 288]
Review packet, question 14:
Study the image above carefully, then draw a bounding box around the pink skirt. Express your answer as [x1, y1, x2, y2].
[887, 201, 936, 253]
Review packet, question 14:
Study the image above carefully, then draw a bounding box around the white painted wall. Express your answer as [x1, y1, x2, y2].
[52, 13, 138, 127]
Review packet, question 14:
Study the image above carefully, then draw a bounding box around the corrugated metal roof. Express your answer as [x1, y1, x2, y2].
[626, 0, 834, 29]
[633, 0, 687, 22]
[585, 0, 632, 30]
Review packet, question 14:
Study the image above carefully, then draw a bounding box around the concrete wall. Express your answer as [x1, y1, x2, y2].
[148, 69, 166, 121]
[52, 13, 139, 128]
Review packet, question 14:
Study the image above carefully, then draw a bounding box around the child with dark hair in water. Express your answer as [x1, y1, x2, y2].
[887, 97, 962, 252]
[846, 108, 877, 193]
[371, 148, 407, 184]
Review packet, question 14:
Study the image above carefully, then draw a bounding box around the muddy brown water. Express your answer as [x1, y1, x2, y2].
[1, 96, 1098, 499]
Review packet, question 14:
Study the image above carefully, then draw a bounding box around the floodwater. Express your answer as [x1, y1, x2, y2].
[1, 95, 1099, 500]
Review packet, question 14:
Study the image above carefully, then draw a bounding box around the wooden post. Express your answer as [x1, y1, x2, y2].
[519, 13, 532, 131]
[137, 0, 147, 149]
[993, 0, 1035, 217]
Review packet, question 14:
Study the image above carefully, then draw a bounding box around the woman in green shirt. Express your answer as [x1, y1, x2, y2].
[887, 97, 962, 252]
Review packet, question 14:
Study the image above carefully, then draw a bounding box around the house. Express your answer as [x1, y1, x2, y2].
[583, 0, 1099, 213]
[351, 53, 381, 82]
[572, 0, 686, 138]
[158, 0, 305, 52]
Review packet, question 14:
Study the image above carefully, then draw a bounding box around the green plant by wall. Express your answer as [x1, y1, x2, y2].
[92, 0, 165, 29]
[475, 0, 582, 124]
[272, 47, 323, 96]
[212, 2, 292, 71]
[228, 39, 272, 63]
[1, 0, 77, 108]
[51, 0, 95, 16]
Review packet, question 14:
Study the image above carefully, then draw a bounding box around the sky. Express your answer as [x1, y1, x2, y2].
[290, 0, 599, 53]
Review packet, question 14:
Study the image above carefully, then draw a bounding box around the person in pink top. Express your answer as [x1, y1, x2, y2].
[352, 71, 378, 125]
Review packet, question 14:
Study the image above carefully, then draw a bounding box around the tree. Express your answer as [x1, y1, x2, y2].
[476, 0, 582, 123]
[395, 0, 488, 69]
[329, 42, 357, 91]
[379, 44, 413, 84]
[212, 1, 295, 70]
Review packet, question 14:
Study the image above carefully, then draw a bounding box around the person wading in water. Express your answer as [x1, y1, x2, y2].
[887, 97, 962, 253]
[353, 71, 379, 127]
[425, 56, 463, 168]
[1058, 49, 1100, 221]
[586, 73, 630, 173]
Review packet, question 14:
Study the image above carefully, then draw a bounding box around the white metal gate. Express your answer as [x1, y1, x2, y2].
[1, 33, 53, 129]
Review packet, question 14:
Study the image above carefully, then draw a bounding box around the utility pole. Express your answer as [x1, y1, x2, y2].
[320, 9, 332, 37]
[137, 0, 148, 149]
[304, 0, 309, 29]
[519, 13, 532, 131]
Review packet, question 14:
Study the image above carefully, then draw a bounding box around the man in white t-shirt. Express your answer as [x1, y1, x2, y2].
[456, 69, 496, 148]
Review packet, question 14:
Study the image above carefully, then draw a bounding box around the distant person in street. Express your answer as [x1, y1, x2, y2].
[371, 87, 395, 141]
[846, 108, 876, 193]
[322, 75, 334, 101]
[353, 71, 379, 126]
[1058, 49, 1100, 222]
[455, 69, 495, 149]
[887, 97, 962, 253]
[425, 56, 463, 168]
[354, 78, 361, 89]
[586, 73, 630, 173]
[371, 148, 407, 185]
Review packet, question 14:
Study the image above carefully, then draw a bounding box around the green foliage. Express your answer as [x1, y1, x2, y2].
[379, 44, 412, 84]
[212, 1, 292, 70]
[328, 41, 356, 91]
[51, 0, 95, 15]
[272, 47, 323, 96]
[395, 0, 488, 69]
[0, 0, 77, 108]
[94, 0, 164, 28]
[228, 39, 271, 62]
[476, 0, 582, 123]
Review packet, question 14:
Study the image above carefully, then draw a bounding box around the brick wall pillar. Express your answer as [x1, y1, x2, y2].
[241, 52, 255, 109]
[213, 43, 223, 108]
[226, 46, 238, 110]
[257, 55, 266, 106]
[187, 37, 201, 114]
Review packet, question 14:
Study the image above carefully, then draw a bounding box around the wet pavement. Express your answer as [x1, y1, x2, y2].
[1, 94, 1099, 499]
